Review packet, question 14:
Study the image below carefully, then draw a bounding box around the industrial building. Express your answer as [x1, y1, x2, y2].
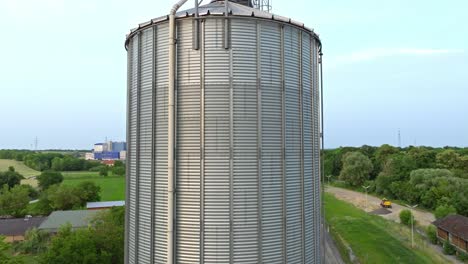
[85, 141, 127, 161]
[125, 0, 323, 263]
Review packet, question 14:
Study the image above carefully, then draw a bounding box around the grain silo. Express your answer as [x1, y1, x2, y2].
[124, 0, 323, 263]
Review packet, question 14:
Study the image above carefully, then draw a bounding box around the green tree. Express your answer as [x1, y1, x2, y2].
[0, 185, 30, 217]
[374, 144, 399, 171]
[40, 225, 110, 264]
[111, 166, 125, 176]
[399, 209, 414, 226]
[375, 154, 417, 198]
[77, 181, 101, 203]
[91, 207, 125, 264]
[436, 150, 460, 169]
[113, 160, 124, 167]
[0, 166, 24, 189]
[37, 171, 63, 190]
[434, 204, 457, 219]
[44, 182, 101, 211]
[339, 152, 373, 187]
[407, 147, 437, 168]
[99, 166, 109, 177]
[41, 208, 125, 264]
[47, 185, 82, 210]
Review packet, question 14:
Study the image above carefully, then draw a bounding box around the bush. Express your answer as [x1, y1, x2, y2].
[16, 228, 50, 254]
[111, 166, 125, 176]
[0, 235, 24, 263]
[426, 225, 438, 244]
[37, 171, 63, 190]
[99, 166, 109, 177]
[399, 209, 414, 226]
[443, 240, 456, 255]
[457, 251, 468, 262]
[435, 204, 457, 219]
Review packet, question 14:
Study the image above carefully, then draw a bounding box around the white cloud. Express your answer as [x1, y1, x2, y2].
[329, 48, 465, 66]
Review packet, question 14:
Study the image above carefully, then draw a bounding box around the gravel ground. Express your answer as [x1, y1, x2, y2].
[325, 186, 436, 227]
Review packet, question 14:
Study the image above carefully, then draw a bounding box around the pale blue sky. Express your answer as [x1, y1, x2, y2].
[0, 0, 466, 149]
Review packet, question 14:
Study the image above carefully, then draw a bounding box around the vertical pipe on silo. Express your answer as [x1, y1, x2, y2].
[168, 1, 188, 264]
[150, 25, 157, 264]
[135, 33, 142, 264]
[199, 19, 205, 264]
[299, 31, 305, 264]
[256, 21, 263, 264]
[228, 25, 234, 264]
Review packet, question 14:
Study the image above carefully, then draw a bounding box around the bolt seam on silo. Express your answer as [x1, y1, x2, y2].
[168, 1, 189, 264]
[135, 33, 142, 264]
[256, 20, 263, 264]
[150, 25, 157, 264]
[280, 24, 287, 264]
[299, 30, 305, 264]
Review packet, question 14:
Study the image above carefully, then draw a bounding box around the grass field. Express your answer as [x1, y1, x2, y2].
[61, 171, 125, 201]
[324, 193, 447, 264]
[0, 159, 40, 178]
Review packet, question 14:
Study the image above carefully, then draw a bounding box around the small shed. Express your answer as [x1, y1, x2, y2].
[86, 201, 125, 210]
[0, 217, 46, 242]
[433, 214, 468, 253]
[38, 210, 102, 233]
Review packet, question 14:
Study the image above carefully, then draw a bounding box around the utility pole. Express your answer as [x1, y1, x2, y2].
[326, 175, 332, 186]
[362, 185, 370, 211]
[34, 136, 38, 151]
[405, 204, 418, 248]
[398, 129, 401, 148]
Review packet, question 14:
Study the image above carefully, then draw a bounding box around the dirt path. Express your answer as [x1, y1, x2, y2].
[325, 186, 436, 227]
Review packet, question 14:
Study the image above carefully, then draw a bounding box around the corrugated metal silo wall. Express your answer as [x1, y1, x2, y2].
[126, 16, 321, 264]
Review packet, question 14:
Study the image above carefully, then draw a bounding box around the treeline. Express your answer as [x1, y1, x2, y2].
[0, 150, 101, 171]
[325, 145, 468, 217]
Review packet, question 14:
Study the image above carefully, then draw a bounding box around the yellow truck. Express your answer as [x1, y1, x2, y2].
[380, 198, 392, 208]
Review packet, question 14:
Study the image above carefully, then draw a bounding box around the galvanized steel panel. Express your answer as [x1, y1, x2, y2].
[284, 25, 303, 264]
[231, 18, 259, 264]
[259, 21, 284, 264]
[203, 18, 231, 264]
[137, 28, 153, 264]
[154, 23, 169, 264]
[176, 19, 201, 264]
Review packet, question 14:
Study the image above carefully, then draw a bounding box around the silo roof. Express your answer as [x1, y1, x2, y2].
[125, 0, 321, 48]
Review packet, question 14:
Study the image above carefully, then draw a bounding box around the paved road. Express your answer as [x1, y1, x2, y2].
[324, 229, 346, 264]
[326, 186, 435, 226]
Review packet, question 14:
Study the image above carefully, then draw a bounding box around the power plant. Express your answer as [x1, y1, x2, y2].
[124, 0, 323, 263]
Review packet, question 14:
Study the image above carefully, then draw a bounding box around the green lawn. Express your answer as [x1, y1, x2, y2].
[61, 171, 125, 201]
[325, 193, 447, 264]
[0, 159, 40, 178]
